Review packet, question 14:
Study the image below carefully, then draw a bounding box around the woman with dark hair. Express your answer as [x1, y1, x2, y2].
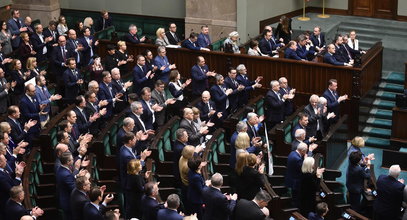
[248, 40, 267, 56]
[57, 15, 68, 36]
[168, 70, 190, 113]
[187, 156, 209, 218]
[237, 153, 265, 200]
[142, 49, 158, 73]
[274, 15, 292, 44]
[18, 32, 36, 67]
[10, 59, 30, 105]
[125, 159, 150, 219]
[0, 20, 13, 55]
[74, 21, 84, 38]
[346, 151, 371, 212]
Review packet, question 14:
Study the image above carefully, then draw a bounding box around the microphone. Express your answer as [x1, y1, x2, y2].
[218, 31, 224, 39]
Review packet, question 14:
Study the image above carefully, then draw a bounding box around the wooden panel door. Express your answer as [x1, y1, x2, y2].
[352, 0, 373, 17]
[374, 0, 397, 19]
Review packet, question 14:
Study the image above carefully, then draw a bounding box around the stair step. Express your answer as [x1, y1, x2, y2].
[368, 108, 392, 120]
[363, 136, 391, 149]
[156, 174, 176, 188]
[378, 82, 405, 93]
[362, 127, 391, 139]
[365, 117, 392, 129]
[375, 90, 399, 101]
[371, 99, 395, 110]
[340, 21, 407, 32]
[272, 165, 286, 175]
[338, 24, 407, 38]
[381, 71, 405, 84]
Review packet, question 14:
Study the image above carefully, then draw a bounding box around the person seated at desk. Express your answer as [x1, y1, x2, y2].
[285, 41, 304, 61]
[324, 44, 353, 66]
[182, 32, 210, 51]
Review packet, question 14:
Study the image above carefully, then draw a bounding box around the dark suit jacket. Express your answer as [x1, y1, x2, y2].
[343, 43, 361, 59]
[373, 175, 405, 218]
[310, 33, 326, 49]
[237, 166, 264, 200]
[187, 170, 206, 205]
[308, 212, 324, 220]
[94, 16, 113, 32]
[224, 76, 241, 113]
[43, 28, 59, 54]
[63, 68, 82, 100]
[4, 199, 29, 220]
[157, 208, 183, 220]
[10, 70, 25, 96]
[70, 188, 90, 220]
[285, 47, 302, 60]
[132, 64, 153, 95]
[285, 150, 304, 189]
[324, 52, 345, 66]
[197, 33, 211, 48]
[78, 36, 96, 66]
[195, 100, 216, 123]
[322, 89, 340, 120]
[128, 112, 147, 133]
[83, 202, 105, 220]
[6, 117, 27, 144]
[259, 37, 274, 56]
[179, 118, 202, 146]
[19, 95, 41, 137]
[236, 74, 255, 106]
[141, 196, 164, 220]
[334, 45, 349, 63]
[140, 99, 155, 130]
[0, 169, 21, 212]
[300, 173, 321, 216]
[346, 164, 370, 194]
[30, 33, 49, 62]
[7, 18, 25, 48]
[119, 145, 138, 188]
[123, 32, 141, 44]
[296, 44, 315, 60]
[166, 31, 181, 45]
[73, 107, 91, 135]
[0, 77, 7, 114]
[52, 45, 75, 76]
[210, 84, 229, 115]
[234, 199, 266, 220]
[182, 39, 202, 51]
[104, 53, 119, 72]
[125, 173, 145, 218]
[66, 38, 83, 66]
[56, 166, 75, 213]
[304, 104, 324, 138]
[264, 90, 285, 123]
[279, 87, 294, 116]
[202, 186, 236, 220]
[98, 82, 115, 118]
[151, 89, 168, 126]
[191, 64, 209, 95]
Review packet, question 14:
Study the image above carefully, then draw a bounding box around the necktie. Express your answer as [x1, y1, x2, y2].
[81, 110, 87, 123]
[103, 19, 106, 29]
[62, 47, 66, 61]
[15, 19, 21, 29]
[173, 33, 178, 42]
[251, 125, 257, 137]
[137, 115, 146, 132]
[42, 86, 47, 96]
[331, 91, 337, 101]
[15, 120, 23, 133]
[52, 31, 56, 40]
[207, 102, 211, 112]
[352, 40, 355, 49]
[232, 79, 237, 87]
[318, 36, 321, 46]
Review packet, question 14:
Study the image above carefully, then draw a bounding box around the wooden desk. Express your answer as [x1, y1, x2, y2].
[391, 107, 407, 143]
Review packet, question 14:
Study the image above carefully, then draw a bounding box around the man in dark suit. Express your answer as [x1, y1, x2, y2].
[197, 25, 211, 48]
[133, 55, 155, 95]
[324, 44, 352, 66]
[79, 27, 99, 66]
[259, 29, 283, 56]
[172, 128, 190, 186]
[140, 87, 163, 130]
[285, 41, 304, 60]
[195, 91, 220, 123]
[202, 173, 237, 220]
[373, 165, 405, 220]
[94, 10, 113, 32]
[7, 9, 27, 50]
[310, 26, 326, 52]
[224, 67, 245, 113]
[323, 79, 348, 124]
[84, 91, 108, 134]
[70, 176, 91, 220]
[166, 23, 182, 45]
[191, 56, 216, 98]
[264, 80, 285, 129]
[116, 117, 136, 155]
[0, 68, 10, 114]
[111, 67, 132, 113]
[83, 186, 113, 220]
[52, 36, 76, 89]
[151, 80, 176, 126]
[74, 95, 101, 135]
[43, 20, 59, 57]
[154, 46, 176, 83]
[141, 182, 164, 220]
[235, 64, 263, 106]
[6, 105, 37, 144]
[5, 185, 44, 220]
[64, 58, 83, 103]
[98, 71, 123, 118]
[278, 77, 295, 117]
[210, 74, 233, 118]
[234, 190, 271, 220]
[304, 95, 334, 140]
[157, 194, 183, 220]
[179, 108, 208, 146]
[128, 101, 149, 133]
[56, 152, 78, 220]
[308, 202, 329, 220]
[123, 24, 145, 44]
[333, 35, 350, 63]
[0, 154, 24, 217]
[296, 34, 316, 61]
[66, 29, 84, 68]
[182, 32, 210, 51]
[342, 34, 365, 59]
[19, 84, 45, 141]
[31, 23, 53, 63]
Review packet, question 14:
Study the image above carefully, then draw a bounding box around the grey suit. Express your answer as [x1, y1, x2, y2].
[151, 89, 170, 126]
[304, 104, 325, 138]
[179, 118, 203, 146]
[0, 78, 9, 114]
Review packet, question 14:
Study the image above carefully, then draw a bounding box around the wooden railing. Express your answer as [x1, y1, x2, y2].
[23, 147, 39, 209]
[321, 115, 349, 169]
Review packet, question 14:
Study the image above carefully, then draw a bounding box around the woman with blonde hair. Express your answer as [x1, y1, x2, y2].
[83, 17, 95, 35]
[116, 41, 133, 74]
[18, 32, 36, 66]
[348, 136, 374, 163]
[10, 59, 30, 104]
[299, 157, 325, 216]
[235, 132, 251, 156]
[57, 15, 68, 36]
[155, 27, 169, 46]
[26, 57, 46, 78]
[125, 159, 150, 219]
[235, 151, 248, 176]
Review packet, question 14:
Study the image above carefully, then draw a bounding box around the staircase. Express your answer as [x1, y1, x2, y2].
[359, 71, 405, 150]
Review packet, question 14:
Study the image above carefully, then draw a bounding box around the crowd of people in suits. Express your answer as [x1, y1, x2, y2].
[0, 7, 406, 220]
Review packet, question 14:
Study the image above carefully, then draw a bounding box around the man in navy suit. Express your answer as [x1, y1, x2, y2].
[0, 154, 24, 217]
[195, 91, 220, 123]
[7, 9, 27, 50]
[63, 58, 83, 103]
[308, 202, 329, 220]
[310, 26, 326, 52]
[264, 80, 286, 129]
[296, 34, 316, 61]
[285, 41, 304, 60]
[373, 165, 405, 220]
[236, 64, 262, 106]
[166, 23, 182, 45]
[123, 24, 145, 44]
[52, 36, 76, 89]
[259, 29, 283, 56]
[285, 143, 313, 207]
[324, 44, 352, 66]
[79, 27, 99, 66]
[19, 84, 45, 141]
[154, 46, 176, 83]
[342, 34, 365, 59]
[210, 74, 233, 118]
[157, 194, 183, 220]
[141, 182, 164, 220]
[224, 67, 245, 113]
[6, 105, 37, 144]
[43, 20, 59, 57]
[323, 79, 348, 125]
[111, 67, 132, 113]
[278, 77, 295, 117]
[333, 35, 351, 63]
[191, 56, 216, 98]
[202, 173, 237, 220]
[70, 176, 91, 220]
[35, 75, 62, 126]
[31, 23, 53, 63]
[133, 55, 155, 95]
[94, 10, 113, 32]
[197, 25, 211, 48]
[83, 186, 114, 220]
[66, 29, 84, 68]
[140, 87, 163, 130]
[74, 95, 101, 135]
[4, 185, 44, 220]
[234, 190, 271, 220]
[182, 32, 210, 51]
[98, 71, 123, 118]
